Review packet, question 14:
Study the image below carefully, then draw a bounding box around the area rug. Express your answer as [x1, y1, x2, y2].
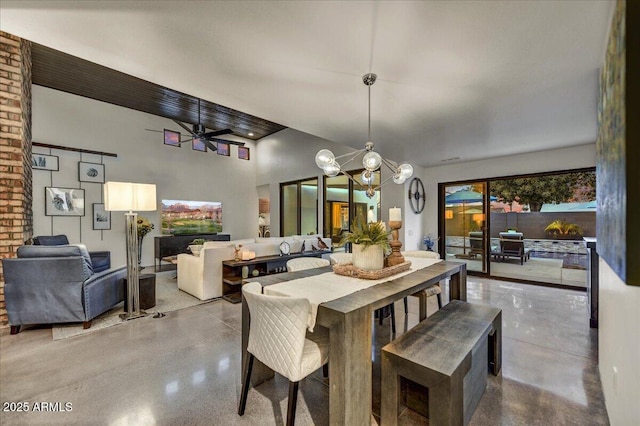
[52, 271, 215, 340]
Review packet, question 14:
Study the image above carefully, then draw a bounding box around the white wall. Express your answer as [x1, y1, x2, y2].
[599, 260, 640, 424]
[421, 143, 596, 239]
[32, 86, 257, 267]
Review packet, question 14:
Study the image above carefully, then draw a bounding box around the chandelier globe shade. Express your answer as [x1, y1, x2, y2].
[314, 73, 413, 199]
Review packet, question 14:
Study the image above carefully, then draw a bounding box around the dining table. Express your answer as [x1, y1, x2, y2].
[240, 258, 467, 426]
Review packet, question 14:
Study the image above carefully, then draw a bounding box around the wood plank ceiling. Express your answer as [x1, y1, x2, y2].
[30, 43, 287, 141]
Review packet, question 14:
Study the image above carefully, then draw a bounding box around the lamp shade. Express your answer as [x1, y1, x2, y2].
[104, 181, 157, 211]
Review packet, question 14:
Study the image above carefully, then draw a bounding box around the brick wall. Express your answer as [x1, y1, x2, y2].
[0, 32, 32, 328]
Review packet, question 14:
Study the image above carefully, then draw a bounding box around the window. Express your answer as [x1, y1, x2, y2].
[280, 178, 318, 236]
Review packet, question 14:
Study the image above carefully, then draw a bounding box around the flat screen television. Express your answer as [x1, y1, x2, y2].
[161, 199, 222, 235]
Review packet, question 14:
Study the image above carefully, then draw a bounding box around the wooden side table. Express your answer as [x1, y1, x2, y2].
[124, 273, 156, 310]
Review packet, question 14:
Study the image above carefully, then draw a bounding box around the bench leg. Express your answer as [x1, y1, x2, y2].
[381, 352, 401, 426]
[430, 373, 465, 426]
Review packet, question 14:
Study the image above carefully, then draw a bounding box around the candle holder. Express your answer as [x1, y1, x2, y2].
[387, 220, 405, 266]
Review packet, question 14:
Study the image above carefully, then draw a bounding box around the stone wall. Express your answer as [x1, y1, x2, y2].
[0, 31, 32, 328]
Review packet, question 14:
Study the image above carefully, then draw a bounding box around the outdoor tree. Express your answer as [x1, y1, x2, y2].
[490, 172, 595, 212]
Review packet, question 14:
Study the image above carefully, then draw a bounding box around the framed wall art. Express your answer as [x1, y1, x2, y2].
[238, 146, 250, 160]
[32, 153, 59, 171]
[192, 137, 207, 152]
[217, 142, 230, 156]
[164, 129, 181, 147]
[78, 162, 105, 183]
[92, 203, 111, 230]
[45, 187, 85, 216]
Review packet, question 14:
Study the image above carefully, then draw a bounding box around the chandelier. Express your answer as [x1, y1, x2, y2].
[315, 73, 413, 198]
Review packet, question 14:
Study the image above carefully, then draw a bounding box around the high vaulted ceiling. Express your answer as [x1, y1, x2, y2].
[1, 1, 614, 167]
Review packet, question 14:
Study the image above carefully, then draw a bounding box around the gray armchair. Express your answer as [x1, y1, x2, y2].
[2, 245, 126, 334]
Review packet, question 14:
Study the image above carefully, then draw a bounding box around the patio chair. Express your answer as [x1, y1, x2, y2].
[468, 232, 484, 258]
[499, 237, 531, 265]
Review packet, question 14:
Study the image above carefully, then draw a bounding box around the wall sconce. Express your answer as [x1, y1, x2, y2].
[445, 210, 454, 219]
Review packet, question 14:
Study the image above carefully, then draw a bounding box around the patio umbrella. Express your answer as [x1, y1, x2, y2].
[444, 190, 496, 254]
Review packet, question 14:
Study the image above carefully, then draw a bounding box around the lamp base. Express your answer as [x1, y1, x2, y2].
[120, 310, 148, 321]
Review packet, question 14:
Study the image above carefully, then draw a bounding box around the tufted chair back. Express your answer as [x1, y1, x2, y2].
[286, 257, 330, 272]
[329, 252, 352, 265]
[243, 281, 326, 382]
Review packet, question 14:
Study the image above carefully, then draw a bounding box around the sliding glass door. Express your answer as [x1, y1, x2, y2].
[280, 178, 318, 236]
[440, 169, 595, 288]
[441, 181, 488, 274]
[324, 170, 380, 247]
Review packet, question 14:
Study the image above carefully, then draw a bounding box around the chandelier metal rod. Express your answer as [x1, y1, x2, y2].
[368, 84, 371, 142]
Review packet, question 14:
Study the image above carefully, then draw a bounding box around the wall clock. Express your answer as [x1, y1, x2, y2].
[408, 177, 426, 214]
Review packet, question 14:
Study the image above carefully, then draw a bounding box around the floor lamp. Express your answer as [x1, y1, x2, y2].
[104, 181, 157, 321]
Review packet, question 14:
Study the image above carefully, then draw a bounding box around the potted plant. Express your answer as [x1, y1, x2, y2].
[423, 234, 439, 251]
[189, 238, 206, 256]
[340, 218, 390, 271]
[544, 219, 583, 239]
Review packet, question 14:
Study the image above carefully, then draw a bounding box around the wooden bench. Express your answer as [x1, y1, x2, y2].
[381, 300, 502, 425]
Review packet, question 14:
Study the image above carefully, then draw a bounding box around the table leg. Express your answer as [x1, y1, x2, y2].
[328, 307, 372, 426]
[449, 265, 467, 302]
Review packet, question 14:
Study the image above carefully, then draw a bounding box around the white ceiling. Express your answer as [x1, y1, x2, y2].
[1, 1, 614, 167]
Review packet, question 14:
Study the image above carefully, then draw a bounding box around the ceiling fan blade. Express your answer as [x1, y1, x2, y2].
[173, 119, 196, 136]
[202, 139, 217, 152]
[201, 128, 233, 138]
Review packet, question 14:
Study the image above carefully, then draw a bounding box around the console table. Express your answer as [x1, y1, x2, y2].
[222, 250, 330, 303]
[154, 234, 230, 271]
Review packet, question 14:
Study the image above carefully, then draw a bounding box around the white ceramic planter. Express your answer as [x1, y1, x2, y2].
[352, 244, 384, 271]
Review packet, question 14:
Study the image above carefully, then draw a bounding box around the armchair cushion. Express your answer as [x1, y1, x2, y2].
[33, 234, 69, 245]
[89, 251, 111, 273]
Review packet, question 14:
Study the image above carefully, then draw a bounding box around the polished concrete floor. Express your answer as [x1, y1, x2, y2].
[0, 276, 608, 425]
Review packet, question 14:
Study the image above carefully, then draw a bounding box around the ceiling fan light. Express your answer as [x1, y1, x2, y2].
[362, 151, 382, 171]
[324, 163, 340, 177]
[315, 149, 335, 168]
[398, 163, 414, 179]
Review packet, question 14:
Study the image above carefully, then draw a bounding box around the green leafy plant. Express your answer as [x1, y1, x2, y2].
[190, 238, 206, 245]
[340, 218, 391, 251]
[544, 219, 583, 236]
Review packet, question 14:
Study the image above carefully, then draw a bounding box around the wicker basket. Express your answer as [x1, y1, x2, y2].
[333, 261, 412, 280]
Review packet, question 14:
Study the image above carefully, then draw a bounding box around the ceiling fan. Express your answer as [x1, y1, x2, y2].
[145, 98, 245, 151]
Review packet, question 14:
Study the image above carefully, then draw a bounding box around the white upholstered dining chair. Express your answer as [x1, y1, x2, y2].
[329, 252, 352, 265]
[238, 282, 330, 426]
[286, 257, 330, 272]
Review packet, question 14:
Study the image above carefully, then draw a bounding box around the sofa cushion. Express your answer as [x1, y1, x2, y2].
[202, 241, 234, 249]
[231, 238, 257, 246]
[241, 242, 281, 258]
[17, 245, 93, 280]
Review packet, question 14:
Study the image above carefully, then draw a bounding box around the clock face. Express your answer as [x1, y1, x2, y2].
[279, 241, 290, 256]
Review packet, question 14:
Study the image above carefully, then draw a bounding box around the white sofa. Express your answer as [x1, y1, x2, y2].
[177, 235, 332, 300]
